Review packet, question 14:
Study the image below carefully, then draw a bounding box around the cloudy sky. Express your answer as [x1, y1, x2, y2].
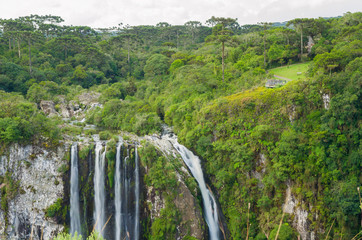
[1, 0, 361, 27]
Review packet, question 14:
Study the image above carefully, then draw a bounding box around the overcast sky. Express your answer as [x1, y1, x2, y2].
[1, 0, 361, 27]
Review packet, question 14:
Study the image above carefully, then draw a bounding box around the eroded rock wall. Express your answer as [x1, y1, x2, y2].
[0, 143, 67, 239]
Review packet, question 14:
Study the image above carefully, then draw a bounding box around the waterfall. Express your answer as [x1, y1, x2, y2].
[114, 144, 140, 240]
[70, 143, 81, 237]
[94, 142, 106, 236]
[134, 145, 140, 240]
[163, 133, 220, 240]
[115, 142, 122, 240]
[123, 149, 130, 239]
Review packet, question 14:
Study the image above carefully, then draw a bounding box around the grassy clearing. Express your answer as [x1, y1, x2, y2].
[269, 62, 311, 80]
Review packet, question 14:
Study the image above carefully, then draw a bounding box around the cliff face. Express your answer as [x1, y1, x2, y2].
[0, 143, 66, 239]
[0, 135, 206, 240]
[143, 134, 206, 239]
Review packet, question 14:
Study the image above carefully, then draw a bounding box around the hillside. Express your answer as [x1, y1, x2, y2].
[0, 12, 361, 240]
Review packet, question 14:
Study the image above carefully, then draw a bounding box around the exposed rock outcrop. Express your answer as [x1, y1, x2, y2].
[40, 101, 59, 117]
[0, 129, 208, 239]
[306, 36, 315, 54]
[39, 92, 101, 120]
[76, 92, 101, 106]
[0, 144, 66, 239]
[283, 186, 316, 240]
[143, 134, 206, 239]
[322, 93, 330, 110]
[174, 178, 205, 239]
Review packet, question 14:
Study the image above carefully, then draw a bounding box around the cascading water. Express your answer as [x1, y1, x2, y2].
[115, 142, 122, 240]
[114, 144, 139, 240]
[70, 143, 81, 237]
[123, 149, 130, 239]
[163, 132, 220, 240]
[94, 142, 106, 236]
[134, 145, 140, 240]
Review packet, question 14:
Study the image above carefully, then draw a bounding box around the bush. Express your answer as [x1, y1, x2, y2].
[54, 231, 104, 240]
[0, 91, 61, 145]
[99, 131, 111, 140]
[144, 54, 170, 78]
[269, 223, 298, 240]
[45, 198, 63, 218]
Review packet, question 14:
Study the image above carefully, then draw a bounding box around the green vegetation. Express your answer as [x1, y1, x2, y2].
[45, 198, 67, 222]
[150, 203, 181, 240]
[106, 138, 117, 189]
[139, 143, 182, 239]
[269, 223, 298, 240]
[269, 62, 311, 80]
[0, 91, 61, 145]
[0, 11, 361, 239]
[79, 143, 94, 159]
[54, 231, 104, 240]
[0, 171, 20, 227]
[140, 143, 179, 191]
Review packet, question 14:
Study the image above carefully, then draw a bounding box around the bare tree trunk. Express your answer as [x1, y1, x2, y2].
[8, 38, 11, 50]
[28, 39, 32, 74]
[176, 30, 179, 49]
[222, 41, 225, 82]
[246, 202, 251, 240]
[17, 38, 21, 58]
[127, 42, 131, 75]
[274, 212, 285, 240]
[300, 27, 303, 61]
[263, 31, 266, 68]
[127, 43, 130, 64]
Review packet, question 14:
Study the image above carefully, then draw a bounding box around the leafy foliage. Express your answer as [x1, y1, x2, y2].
[0, 91, 60, 145]
[0, 12, 361, 238]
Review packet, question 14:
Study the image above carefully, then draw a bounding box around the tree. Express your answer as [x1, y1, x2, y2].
[258, 22, 273, 68]
[21, 31, 43, 74]
[206, 16, 238, 81]
[184, 21, 202, 44]
[111, 26, 142, 75]
[143, 54, 169, 78]
[287, 18, 314, 61]
[156, 22, 173, 42]
[0, 19, 33, 57]
[47, 36, 83, 60]
[0, 19, 17, 50]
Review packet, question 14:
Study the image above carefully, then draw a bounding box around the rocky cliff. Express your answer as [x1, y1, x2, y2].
[0, 143, 67, 239]
[0, 133, 206, 239]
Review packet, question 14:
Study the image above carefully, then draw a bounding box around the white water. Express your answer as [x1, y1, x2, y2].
[134, 145, 140, 240]
[123, 149, 130, 238]
[114, 144, 140, 240]
[94, 142, 106, 236]
[70, 143, 81, 237]
[115, 142, 122, 240]
[163, 133, 220, 240]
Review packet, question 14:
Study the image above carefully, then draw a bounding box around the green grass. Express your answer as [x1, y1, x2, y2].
[269, 62, 311, 81]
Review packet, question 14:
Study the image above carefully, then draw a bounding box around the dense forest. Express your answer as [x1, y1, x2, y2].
[0, 11, 361, 239]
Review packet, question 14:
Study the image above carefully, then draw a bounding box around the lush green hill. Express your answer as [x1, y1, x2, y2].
[0, 12, 361, 239]
[269, 62, 311, 80]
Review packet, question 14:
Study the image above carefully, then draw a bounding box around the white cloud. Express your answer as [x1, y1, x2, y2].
[0, 0, 361, 27]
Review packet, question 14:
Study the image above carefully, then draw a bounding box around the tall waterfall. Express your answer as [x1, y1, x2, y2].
[114, 144, 140, 240]
[123, 149, 130, 239]
[134, 145, 140, 240]
[70, 143, 81, 237]
[163, 133, 220, 240]
[115, 142, 122, 240]
[94, 142, 106, 236]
